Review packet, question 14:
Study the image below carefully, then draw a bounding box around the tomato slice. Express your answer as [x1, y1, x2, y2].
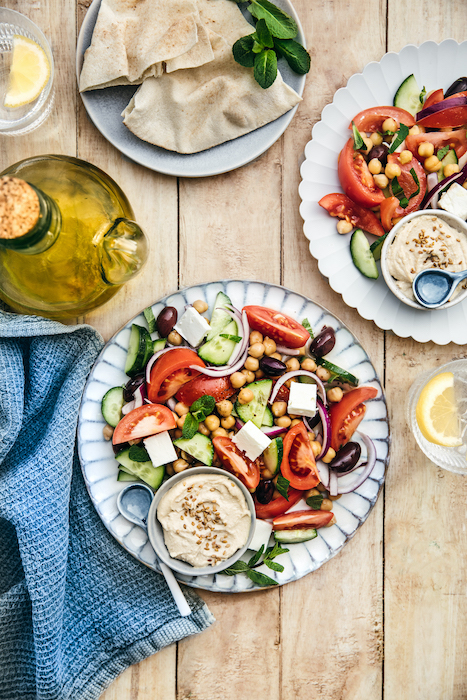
[416, 95, 467, 128]
[243, 306, 310, 349]
[254, 488, 303, 519]
[405, 129, 467, 161]
[338, 138, 386, 208]
[272, 509, 333, 530]
[387, 153, 427, 216]
[330, 386, 378, 451]
[350, 107, 415, 132]
[113, 404, 176, 445]
[423, 88, 444, 109]
[380, 196, 400, 232]
[318, 193, 385, 237]
[212, 436, 260, 491]
[147, 348, 205, 403]
[175, 375, 235, 405]
[281, 422, 320, 490]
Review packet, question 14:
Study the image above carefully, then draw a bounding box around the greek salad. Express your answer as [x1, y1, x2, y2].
[102, 292, 379, 556]
[319, 73, 467, 279]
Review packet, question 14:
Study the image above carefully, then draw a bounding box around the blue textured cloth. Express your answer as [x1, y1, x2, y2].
[0, 307, 214, 700]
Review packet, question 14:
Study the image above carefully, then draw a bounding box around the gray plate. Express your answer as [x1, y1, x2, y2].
[76, 0, 306, 177]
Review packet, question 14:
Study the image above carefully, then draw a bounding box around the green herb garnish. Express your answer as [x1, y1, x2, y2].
[306, 494, 323, 510]
[182, 395, 216, 438]
[437, 145, 450, 161]
[387, 123, 409, 154]
[391, 167, 420, 209]
[220, 334, 242, 342]
[222, 542, 289, 586]
[276, 473, 290, 500]
[301, 317, 314, 339]
[143, 306, 157, 334]
[128, 444, 151, 462]
[419, 86, 426, 103]
[352, 121, 365, 151]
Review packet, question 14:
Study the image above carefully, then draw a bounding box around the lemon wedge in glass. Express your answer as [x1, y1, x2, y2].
[4, 35, 50, 109]
[416, 371, 462, 446]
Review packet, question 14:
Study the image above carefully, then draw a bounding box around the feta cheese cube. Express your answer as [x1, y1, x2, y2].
[248, 519, 273, 551]
[438, 183, 467, 220]
[287, 381, 317, 418]
[174, 306, 210, 347]
[143, 431, 177, 468]
[232, 420, 271, 461]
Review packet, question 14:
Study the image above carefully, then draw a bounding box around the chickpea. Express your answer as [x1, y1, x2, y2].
[296, 346, 308, 355]
[373, 173, 389, 189]
[320, 498, 333, 511]
[370, 131, 383, 146]
[221, 415, 236, 430]
[316, 365, 332, 381]
[270, 352, 283, 361]
[216, 399, 233, 417]
[336, 219, 353, 234]
[275, 415, 292, 428]
[238, 387, 254, 405]
[262, 467, 273, 480]
[285, 357, 300, 372]
[316, 482, 328, 493]
[230, 371, 246, 389]
[174, 401, 190, 416]
[180, 450, 193, 463]
[198, 422, 210, 436]
[382, 117, 397, 133]
[176, 414, 187, 429]
[385, 162, 401, 179]
[301, 357, 317, 372]
[241, 369, 255, 384]
[290, 419, 302, 427]
[444, 163, 460, 177]
[418, 141, 434, 158]
[307, 430, 316, 441]
[361, 136, 373, 153]
[326, 514, 337, 527]
[310, 440, 322, 458]
[174, 428, 183, 438]
[102, 424, 114, 441]
[211, 427, 228, 438]
[272, 400, 287, 417]
[424, 155, 442, 172]
[193, 299, 208, 314]
[173, 458, 189, 473]
[399, 149, 413, 165]
[305, 487, 321, 499]
[263, 337, 277, 355]
[171, 411, 178, 423]
[408, 124, 421, 136]
[327, 386, 344, 403]
[321, 447, 337, 464]
[255, 370, 265, 380]
[368, 158, 382, 175]
[168, 330, 182, 346]
[128, 438, 142, 445]
[249, 342, 265, 358]
[249, 330, 263, 344]
[244, 356, 259, 372]
[204, 414, 220, 432]
[166, 463, 175, 476]
[329, 493, 342, 501]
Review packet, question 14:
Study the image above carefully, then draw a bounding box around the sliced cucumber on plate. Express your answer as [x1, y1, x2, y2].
[393, 73, 425, 116]
[350, 229, 379, 279]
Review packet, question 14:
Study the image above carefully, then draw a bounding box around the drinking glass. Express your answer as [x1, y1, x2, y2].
[0, 8, 54, 135]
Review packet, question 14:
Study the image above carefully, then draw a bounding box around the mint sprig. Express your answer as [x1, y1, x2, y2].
[182, 395, 216, 438]
[222, 542, 289, 586]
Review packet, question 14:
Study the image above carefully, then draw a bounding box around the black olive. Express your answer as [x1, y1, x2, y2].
[112, 441, 129, 455]
[445, 77, 467, 98]
[256, 480, 275, 505]
[123, 374, 145, 402]
[259, 356, 287, 376]
[329, 442, 361, 474]
[309, 326, 336, 358]
[156, 306, 178, 338]
[367, 143, 389, 167]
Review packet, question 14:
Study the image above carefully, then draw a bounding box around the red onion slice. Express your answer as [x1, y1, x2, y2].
[421, 161, 467, 209]
[269, 370, 327, 406]
[167, 396, 177, 411]
[416, 95, 467, 121]
[121, 400, 135, 415]
[315, 398, 331, 460]
[317, 461, 330, 490]
[335, 431, 377, 494]
[329, 470, 338, 497]
[133, 384, 145, 409]
[145, 347, 180, 384]
[275, 344, 301, 356]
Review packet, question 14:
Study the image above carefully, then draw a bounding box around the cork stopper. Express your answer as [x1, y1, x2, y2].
[0, 177, 40, 240]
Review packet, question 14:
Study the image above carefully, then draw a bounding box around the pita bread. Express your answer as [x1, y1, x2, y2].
[79, 0, 214, 92]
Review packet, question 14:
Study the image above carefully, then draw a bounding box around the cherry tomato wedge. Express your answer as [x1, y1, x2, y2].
[281, 422, 320, 490]
[212, 436, 260, 491]
[272, 509, 333, 530]
[406, 129, 467, 161]
[330, 386, 378, 451]
[338, 138, 385, 208]
[243, 306, 310, 349]
[113, 404, 176, 445]
[254, 488, 303, 519]
[380, 196, 400, 232]
[387, 153, 426, 217]
[350, 106, 415, 132]
[147, 348, 205, 403]
[318, 193, 385, 237]
[175, 375, 235, 405]
[423, 88, 444, 109]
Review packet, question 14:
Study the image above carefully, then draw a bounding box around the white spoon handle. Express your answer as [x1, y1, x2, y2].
[159, 559, 191, 616]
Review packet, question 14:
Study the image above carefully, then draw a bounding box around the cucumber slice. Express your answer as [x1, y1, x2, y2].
[152, 338, 166, 354]
[117, 470, 139, 482]
[235, 379, 273, 428]
[205, 291, 233, 341]
[273, 528, 318, 544]
[143, 306, 157, 333]
[262, 437, 283, 477]
[262, 406, 274, 427]
[393, 74, 424, 116]
[438, 148, 458, 182]
[198, 319, 238, 366]
[369, 231, 390, 262]
[298, 374, 315, 384]
[125, 324, 151, 377]
[101, 386, 125, 428]
[116, 448, 165, 490]
[316, 358, 359, 386]
[173, 433, 214, 466]
[350, 229, 379, 279]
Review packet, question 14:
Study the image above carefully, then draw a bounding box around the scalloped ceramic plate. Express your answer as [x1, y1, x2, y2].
[299, 39, 467, 345]
[78, 281, 389, 593]
[76, 0, 306, 178]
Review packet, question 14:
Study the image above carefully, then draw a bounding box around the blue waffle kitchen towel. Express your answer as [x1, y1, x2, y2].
[0, 307, 214, 700]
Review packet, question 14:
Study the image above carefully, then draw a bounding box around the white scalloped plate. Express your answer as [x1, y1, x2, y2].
[78, 281, 389, 593]
[299, 40, 467, 345]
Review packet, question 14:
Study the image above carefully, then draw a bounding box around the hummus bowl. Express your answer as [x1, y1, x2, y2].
[148, 466, 256, 577]
[381, 209, 467, 311]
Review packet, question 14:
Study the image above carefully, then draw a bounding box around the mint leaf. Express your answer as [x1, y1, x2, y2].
[254, 49, 277, 89]
[248, 545, 264, 568]
[223, 560, 251, 575]
[246, 569, 278, 586]
[408, 168, 421, 201]
[387, 123, 409, 154]
[182, 412, 199, 439]
[264, 559, 284, 572]
[252, 40, 264, 54]
[232, 34, 255, 67]
[143, 306, 156, 333]
[351, 121, 365, 151]
[128, 445, 150, 462]
[273, 38, 310, 74]
[190, 395, 215, 422]
[220, 334, 242, 342]
[276, 474, 290, 500]
[265, 542, 289, 560]
[391, 176, 409, 209]
[437, 145, 450, 161]
[301, 317, 314, 339]
[254, 18, 274, 48]
[249, 0, 298, 39]
[306, 494, 323, 510]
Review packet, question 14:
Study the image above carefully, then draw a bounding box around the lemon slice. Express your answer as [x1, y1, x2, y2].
[4, 35, 50, 109]
[416, 371, 462, 446]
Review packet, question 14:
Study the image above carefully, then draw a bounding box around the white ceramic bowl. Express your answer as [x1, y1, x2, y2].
[147, 466, 256, 576]
[381, 209, 467, 311]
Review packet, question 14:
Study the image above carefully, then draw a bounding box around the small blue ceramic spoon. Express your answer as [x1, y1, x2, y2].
[117, 483, 191, 616]
[413, 268, 467, 308]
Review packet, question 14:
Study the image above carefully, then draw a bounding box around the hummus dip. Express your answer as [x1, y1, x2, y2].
[157, 473, 251, 568]
[386, 214, 467, 301]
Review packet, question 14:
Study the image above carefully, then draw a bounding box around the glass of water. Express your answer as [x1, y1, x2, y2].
[0, 7, 54, 135]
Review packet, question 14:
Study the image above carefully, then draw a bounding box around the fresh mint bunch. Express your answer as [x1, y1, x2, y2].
[232, 0, 310, 89]
[182, 395, 216, 439]
[222, 542, 289, 586]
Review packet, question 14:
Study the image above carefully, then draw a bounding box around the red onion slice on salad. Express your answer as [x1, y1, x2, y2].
[121, 400, 135, 415]
[416, 95, 467, 122]
[317, 460, 330, 490]
[421, 162, 467, 209]
[316, 398, 331, 459]
[190, 308, 249, 377]
[269, 370, 327, 406]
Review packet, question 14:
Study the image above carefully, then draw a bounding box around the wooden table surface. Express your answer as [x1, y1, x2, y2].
[4, 0, 467, 698]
